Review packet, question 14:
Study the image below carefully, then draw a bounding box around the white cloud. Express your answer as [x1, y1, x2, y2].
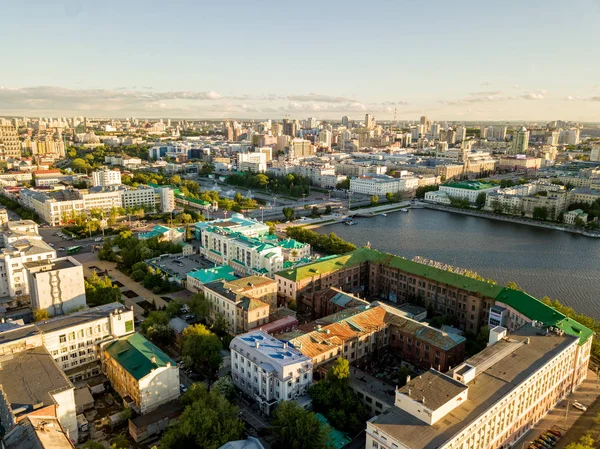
[520, 92, 545, 100]
[512, 85, 521, 89]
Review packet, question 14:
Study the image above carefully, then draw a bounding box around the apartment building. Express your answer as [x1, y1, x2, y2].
[186, 265, 237, 293]
[350, 174, 404, 195]
[102, 333, 180, 415]
[437, 181, 499, 203]
[0, 221, 56, 299]
[238, 152, 267, 173]
[283, 301, 465, 373]
[275, 247, 592, 339]
[0, 119, 20, 160]
[202, 276, 277, 334]
[366, 324, 592, 449]
[159, 187, 176, 213]
[92, 168, 122, 187]
[26, 257, 86, 316]
[230, 331, 313, 415]
[121, 185, 156, 211]
[2, 415, 76, 449]
[38, 303, 135, 382]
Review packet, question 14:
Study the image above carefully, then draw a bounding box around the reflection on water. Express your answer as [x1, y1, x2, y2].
[318, 209, 600, 318]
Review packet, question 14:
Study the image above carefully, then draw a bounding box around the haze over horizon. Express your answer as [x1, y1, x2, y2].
[2, 0, 600, 121]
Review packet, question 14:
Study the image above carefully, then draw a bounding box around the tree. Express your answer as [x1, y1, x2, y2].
[336, 177, 350, 190]
[165, 300, 184, 318]
[141, 311, 174, 345]
[211, 312, 230, 337]
[475, 192, 487, 209]
[370, 195, 379, 206]
[160, 383, 243, 449]
[181, 324, 222, 372]
[84, 272, 121, 307]
[82, 442, 104, 449]
[324, 205, 332, 215]
[33, 308, 50, 322]
[416, 185, 439, 199]
[282, 207, 295, 221]
[386, 192, 394, 202]
[189, 292, 210, 322]
[328, 357, 350, 381]
[271, 401, 330, 449]
[171, 175, 182, 185]
[311, 206, 320, 217]
[211, 375, 236, 401]
[533, 206, 548, 221]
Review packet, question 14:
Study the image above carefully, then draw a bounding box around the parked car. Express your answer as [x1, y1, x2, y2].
[49, 243, 54, 247]
[180, 384, 188, 393]
[573, 401, 587, 412]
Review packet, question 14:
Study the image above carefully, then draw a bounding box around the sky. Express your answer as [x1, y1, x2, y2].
[1, 0, 600, 121]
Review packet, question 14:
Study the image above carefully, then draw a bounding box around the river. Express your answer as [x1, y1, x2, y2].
[317, 208, 600, 319]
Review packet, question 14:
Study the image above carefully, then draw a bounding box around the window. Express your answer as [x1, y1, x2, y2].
[59, 334, 66, 343]
[125, 320, 134, 332]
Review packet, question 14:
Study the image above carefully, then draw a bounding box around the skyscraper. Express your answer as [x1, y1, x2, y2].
[341, 116, 350, 128]
[512, 127, 530, 154]
[283, 119, 298, 137]
[365, 114, 375, 129]
[0, 119, 21, 160]
[455, 125, 467, 142]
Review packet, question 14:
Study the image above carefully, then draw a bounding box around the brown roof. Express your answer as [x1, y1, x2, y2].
[397, 369, 467, 410]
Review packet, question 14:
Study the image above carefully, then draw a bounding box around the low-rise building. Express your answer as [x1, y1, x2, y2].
[564, 208, 589, 224]
[2, 415, 76, 449]
[92, 168, 122, 187]
[230, 330, 313, 415]
[438, 181, 499, 203]
[277, 238, 311, 262]
[102, 333, 180, 415]
[186, 265, 237, 293]
[138, 225, 185, 243]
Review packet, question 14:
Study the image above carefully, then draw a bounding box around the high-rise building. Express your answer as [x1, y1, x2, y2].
[341, 116, 350, 128]
[159, 187, 175, 213]
[306, 117, 317, 129]
[0, 119, 21, 160]
[565, 128, 580, 145]
[420, 115, 430, 133]
[512, 127, 530, 154]
[456, 125, 467, 142]
[319, 129, 332, 148]
[283, 119, 298, 137]
[289, 138, 314, 158]
[546, 131, 560, 146]
[365, 114, 375, 129]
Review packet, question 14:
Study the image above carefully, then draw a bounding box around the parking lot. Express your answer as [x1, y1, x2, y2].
[39, 227, 98, 255]
[146, 254, 214, 282]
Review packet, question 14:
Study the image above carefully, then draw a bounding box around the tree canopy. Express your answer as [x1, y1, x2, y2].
[285, 227, 356, 254]
[160, 383, 243, 449]
[271, 401, 330, 449]
[181, 323, 223, 373]
[84, 272, 121, 307]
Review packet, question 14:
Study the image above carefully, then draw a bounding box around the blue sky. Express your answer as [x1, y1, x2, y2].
[1, 0, 600, 120]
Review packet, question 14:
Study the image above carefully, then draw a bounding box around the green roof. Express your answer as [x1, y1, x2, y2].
[277, 247, 593, 345]
[187, 265, 236, 284]
[495, 288, 594, 344]
[444, 181, 496, 190]
[105, 333, 175, 380]
[315, 413, 351, 449]
[278, 238, 307, 250]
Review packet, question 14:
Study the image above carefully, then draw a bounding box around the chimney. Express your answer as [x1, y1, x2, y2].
[406, 375, 411, 383]
[151, 356, 156, 364]
[255, 342, 260, 349]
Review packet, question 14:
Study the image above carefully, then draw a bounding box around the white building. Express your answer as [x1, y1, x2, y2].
[26, 257, 86, 316]
[511, 127, 529, 154]
[565, 128, 581, 145]
[230, 331, 313, 415]
[121, 185, 156, 211]
[239, 152, 267, 173]
[366, 324, 591, 449]
[350, 174, 401, 195]
[159, 187, 176, 213]
[38, 302, 135, 382]
[92, 169, 122, 187]
[0, 220, 56, 298]
[438, 181, 500, 203]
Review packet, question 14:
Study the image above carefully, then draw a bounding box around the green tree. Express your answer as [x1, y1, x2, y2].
[33, 308, 50, 322]
[271, 401, 330, 449]
[475, 192, 487, 209]
[370, 195, 379, 206]
[415, 185, 439, 199]
[189, 292, 210, 322]
[160, 383, 243, 449]
[211, 375, 236, 401]
[181, 324, 223, 372]
[81, 442, 104, 449]
[282, 207, 295, 220]
[171, 175, 182, 185]
[324, 205, 332, 215]
[311, 206, 320, 217]
[165, 300, 184, 318]
[328, 357, 350, 381]
[336, 177, 350, 190]
[84, 272, 121, 307]
[141, 311, 174, 345]
[386, 192, 394, 202]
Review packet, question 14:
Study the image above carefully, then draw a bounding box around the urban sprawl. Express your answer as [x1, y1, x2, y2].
[0, 114, 597, 449]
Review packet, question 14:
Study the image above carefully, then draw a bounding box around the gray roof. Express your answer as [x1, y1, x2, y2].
[0, 347, 73, 418]
[219, 437, 265, 449]
[349, 367, 396, 406]
[370, 325, 578, 449]
[397, 370, 467, 411]
[36, 302, 126, 334]
[0, 324, 40, 346]
[2, 416, 74, 449]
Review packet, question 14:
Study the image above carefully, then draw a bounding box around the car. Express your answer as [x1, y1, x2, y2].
[94, 237, 103, 242]
[49, 243, 54, 247]
[184, 314, 194, 321]
[58, 247, 65, 251]
[573, 401, 587, 411]
[180, 384, 188, 393]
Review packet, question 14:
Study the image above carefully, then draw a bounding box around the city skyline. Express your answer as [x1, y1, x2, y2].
[2, 0, 600, 120]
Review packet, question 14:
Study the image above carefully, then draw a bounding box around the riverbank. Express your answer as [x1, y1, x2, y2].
[424, 203, 600, 238]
